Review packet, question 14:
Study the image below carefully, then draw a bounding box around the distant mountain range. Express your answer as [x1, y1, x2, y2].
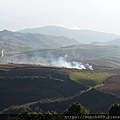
[0, 30, 78, 51]
[18, 26, 120, 44]
[91, 38, 120, 46]
[106, 38, 120, 45]
[0, 26, 120, 54]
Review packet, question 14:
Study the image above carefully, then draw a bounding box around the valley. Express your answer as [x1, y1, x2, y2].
[0, 27, 120, 115]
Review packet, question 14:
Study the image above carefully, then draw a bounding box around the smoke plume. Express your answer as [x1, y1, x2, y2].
[47, 54, 93, 70]
[2, 52, 93, 70]
[1, 49, 4, 57]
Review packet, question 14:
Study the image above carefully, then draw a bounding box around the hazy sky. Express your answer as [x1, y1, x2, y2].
[1, 0, 120, 34]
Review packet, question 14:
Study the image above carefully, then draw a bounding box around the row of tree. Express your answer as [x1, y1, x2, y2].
[0, 102, 120, 120]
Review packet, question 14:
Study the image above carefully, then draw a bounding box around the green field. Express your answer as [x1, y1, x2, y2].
[69, 71, 115, 87]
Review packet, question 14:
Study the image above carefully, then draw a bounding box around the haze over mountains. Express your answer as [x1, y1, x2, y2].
[105, 38, 120, 45]
[18, 26, 120, 44]
[0, 28, 120, 115]
[0, 29, 78, 50]
[0, 26, 120, 54]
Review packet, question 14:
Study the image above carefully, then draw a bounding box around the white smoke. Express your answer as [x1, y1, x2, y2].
[1, 49, 4, 57]
[2, 52, 93, 70]
[84, 63, 93, 70]
[48, 54, 93, 70]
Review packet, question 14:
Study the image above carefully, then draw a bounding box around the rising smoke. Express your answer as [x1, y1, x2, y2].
[1, 52, 93, 70]
[1, 49, 4, 57]
[46, 54, 93, 70]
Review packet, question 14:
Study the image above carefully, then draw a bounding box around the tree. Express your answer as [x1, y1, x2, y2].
[109, 102, 120, 115]
[0, 105, 31, 114]
[64, 102, 90, 115]
[34, 107, 43, 114]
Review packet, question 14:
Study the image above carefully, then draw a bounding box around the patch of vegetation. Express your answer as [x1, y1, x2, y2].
[109, 102, 120, 115]
[69, 71, 115, 87]
[64, 102, 90, 115]
[0, 105, 31, 114]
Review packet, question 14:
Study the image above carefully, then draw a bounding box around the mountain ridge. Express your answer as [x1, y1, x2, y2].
[18, 26, 120, 44]
[0, 30, 79, 51]
[91, 38, 120, 46]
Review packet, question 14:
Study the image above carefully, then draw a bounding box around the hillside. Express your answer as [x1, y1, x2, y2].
[0, 64, 120, 114]
[0, 30, 78, 52]
[91, 38, 120, 46]
[0, 64, 87, 111]
[96, 75, 120, 97]
[18, 26, 120, 44]
[25, 88, 120, 114]
[1, 43, 120, 68]
[106, 38, 120, 46]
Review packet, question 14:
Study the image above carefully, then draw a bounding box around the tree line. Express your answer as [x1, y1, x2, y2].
[0, 102, 120, 120]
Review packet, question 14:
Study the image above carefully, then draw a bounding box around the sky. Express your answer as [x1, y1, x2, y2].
[1, 0, 120, 34]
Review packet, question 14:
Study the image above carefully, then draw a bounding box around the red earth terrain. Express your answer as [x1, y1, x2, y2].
[96, 75, 120, 97]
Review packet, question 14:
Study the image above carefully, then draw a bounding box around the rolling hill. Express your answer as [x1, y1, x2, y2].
[18, 26, 120, 44]
[105, 38, 120, 46]
[0, 64, 87, 111]
[0, 30, 78, 51]
[25, 88, 120, 114]
[96, 75, 120, 97]
[0, 64, 120, 114]
[91, 38, 120, 46]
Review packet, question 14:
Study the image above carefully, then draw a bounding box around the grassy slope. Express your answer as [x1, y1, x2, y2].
[0, 30, 78, 54]
[69, 71, 115, 87]
[59, 45, 120, 67]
